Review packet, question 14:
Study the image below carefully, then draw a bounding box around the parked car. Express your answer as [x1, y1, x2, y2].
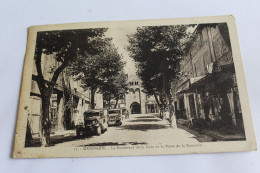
[76, 109, 108, 138]
[108, 108, 123, 126]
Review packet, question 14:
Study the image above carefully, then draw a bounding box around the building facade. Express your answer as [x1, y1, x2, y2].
[27, 53, 103, 138]
[125, 74, 159, 114]
[172, 23, 244, 131]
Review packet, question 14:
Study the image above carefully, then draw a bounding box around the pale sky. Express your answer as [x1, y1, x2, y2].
[105, 25, 196, 77]
[105, 26, 138, 76]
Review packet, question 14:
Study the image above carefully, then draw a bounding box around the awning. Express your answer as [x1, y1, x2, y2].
[175, 76, 205, 95]
[146, 101, 157, 104]
[190, 70, 234, 91]
[176, 79, 190, 93]
[190, 76, 206, 84]
[190, 74, 212, 90]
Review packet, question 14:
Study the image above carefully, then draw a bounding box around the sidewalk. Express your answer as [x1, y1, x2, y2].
[177, 119, 246, 141]
[27, 130, 76, 147]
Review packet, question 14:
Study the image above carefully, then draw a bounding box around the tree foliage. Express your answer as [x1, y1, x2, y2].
[33, 28, 108, 146]
[67, 39, 127, 109]
[34, 29, 108, 94]
[127, 25, 193, 126]
[128, 25, 192, 95]
[102, 71, 128, 108]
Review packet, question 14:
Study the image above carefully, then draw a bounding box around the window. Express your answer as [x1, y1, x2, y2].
[203, 52, 211, 68]
[193, 61, 198, 77]
[198, 34, 202, 46]
[194, 58, 206, 77]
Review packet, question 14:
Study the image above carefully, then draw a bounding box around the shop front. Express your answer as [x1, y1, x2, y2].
[145, 101, 158, 113]
[174, 77, 204, 120]
[189, 64, 244, 132]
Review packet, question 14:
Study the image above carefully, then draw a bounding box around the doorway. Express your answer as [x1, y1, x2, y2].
[188, 94, 196, 119]
[130, 102, 141, 114]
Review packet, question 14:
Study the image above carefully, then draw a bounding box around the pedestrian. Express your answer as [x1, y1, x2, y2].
[125, 109, 129, 119]
[164, 108, 170, 121]
[203, 92, 211, 121]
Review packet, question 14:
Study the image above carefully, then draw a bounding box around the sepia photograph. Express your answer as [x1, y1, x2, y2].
[13, 16, 256, 158]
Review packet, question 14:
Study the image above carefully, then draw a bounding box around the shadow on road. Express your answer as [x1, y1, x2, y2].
[48, 136, 78, 146]
[136, 116, 156, 119]
[118, 124, 168, 131]
[128, 119, 161, 122]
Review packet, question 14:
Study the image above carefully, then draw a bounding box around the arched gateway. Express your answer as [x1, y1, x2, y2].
[130, 102, 141, 114]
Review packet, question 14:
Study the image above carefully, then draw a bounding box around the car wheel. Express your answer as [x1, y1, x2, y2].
[101, 123, 108, 133]
[76, 127, 84, 138]
[101, 124, 105, 134]
[96, 126, 101, 136]
[105, 123, 108, 131]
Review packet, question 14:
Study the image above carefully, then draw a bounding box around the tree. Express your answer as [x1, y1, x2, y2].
[112, 72, 128, 108]
[102, 71, 128, 108]
[34, 28, 107, 146]
[127, 25, 192, 127]
[137, 64, 166, 108]
[68, 41, 126, 109]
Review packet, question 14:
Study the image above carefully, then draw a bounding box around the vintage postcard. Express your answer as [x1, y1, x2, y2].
[13, 15, 257, 158]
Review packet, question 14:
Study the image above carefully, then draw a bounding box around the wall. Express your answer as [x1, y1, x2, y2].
[173, 24, 233, 120]
[125, 74, 156, 114]
[28, 52, 99, 134]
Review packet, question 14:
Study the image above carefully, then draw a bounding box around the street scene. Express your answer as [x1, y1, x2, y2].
[25, 22, 246, 148]
[34, 114, 202, 148]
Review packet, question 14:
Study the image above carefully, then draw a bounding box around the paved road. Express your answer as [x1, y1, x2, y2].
[54, 113, 200, 147]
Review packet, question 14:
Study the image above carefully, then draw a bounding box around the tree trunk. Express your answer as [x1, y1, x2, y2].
[91, 88, 96, 109]
[167, 93, 177, 128]
[153, 93, 161, 114]
[35, 59, 68, 146]
[165, 78, 177, 129]
[154, 93, 160, 106]
[159, 91, 166, 108]
[158, 92, 166, 119]
[114, 97, 119, 108]
[108, 93, 111, 108]
[34, 47, 69, 146]
[41, 92, 52, 147]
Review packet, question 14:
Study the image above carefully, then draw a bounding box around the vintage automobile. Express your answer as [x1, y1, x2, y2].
[76, 109, 108, 138]
[108, 108, 123, 126]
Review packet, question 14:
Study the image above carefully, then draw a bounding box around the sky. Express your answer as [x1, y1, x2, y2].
[105, 26, 138, 76]
[105, 25, 196, 77]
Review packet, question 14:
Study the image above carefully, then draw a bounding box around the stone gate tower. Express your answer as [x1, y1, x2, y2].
[125, 74, 158, 114]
